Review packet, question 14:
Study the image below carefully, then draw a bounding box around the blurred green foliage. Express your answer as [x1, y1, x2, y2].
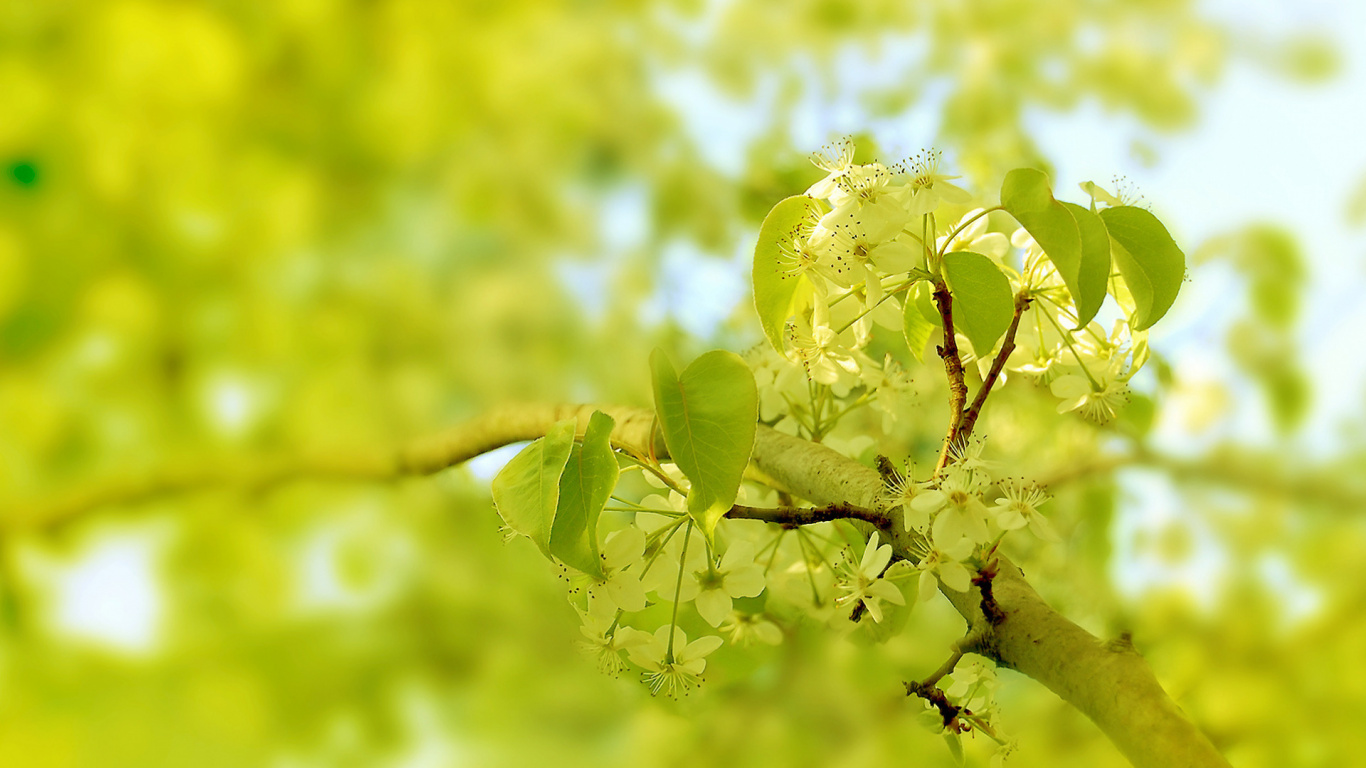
[0, 1, 1359, 766]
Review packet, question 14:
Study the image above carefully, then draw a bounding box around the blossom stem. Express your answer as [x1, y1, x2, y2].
[936, 205, 1005, 262]
[638, 517, 686, 582]
[665, 520, 693, 662]
[794, 529, 826, 604]
[1037, 297, 1103, 390]
[616, 452, 689, 495]
[763, 530, 786, 574]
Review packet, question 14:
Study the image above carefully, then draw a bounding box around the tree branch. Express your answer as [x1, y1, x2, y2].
[932, 279, 969, 474]
[2, 403, 662, 532]
[726, 502, 893, 530]
[956, 291, 1032, 443]
[748, 424, 1231, 768]
[5, 402, 1233, 767]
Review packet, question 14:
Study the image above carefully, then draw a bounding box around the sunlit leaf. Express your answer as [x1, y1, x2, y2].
[753, 195, 823, 353]
[491, 418, 576, 559]
[903, 282, 937, 361]
[943, 252, 1013, 356]
[650, 349, 758, 539]
[1100, 206, 1186, 330]
[1060, 202, 1112, 325]
[1001, 168, 1084, 312]
[550, 410, 617, 578]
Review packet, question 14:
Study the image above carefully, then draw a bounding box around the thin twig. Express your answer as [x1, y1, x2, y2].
[932, 279, 969, 475]
[955, 291, 1033, 443]
[726, 502, 894, 531]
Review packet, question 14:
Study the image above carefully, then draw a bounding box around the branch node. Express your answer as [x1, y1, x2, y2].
[973, 561, 1006, 626]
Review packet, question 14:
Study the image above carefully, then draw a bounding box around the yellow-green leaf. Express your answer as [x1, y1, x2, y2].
[1001, 168, 1085, 309]
[1060, 201, 1112, 326]
[943, 252, 1013, 356]
[490, 418, 577, 560]
[550, 411, 617, 578]
[650, 349, 758, 540]
[753, 195, 822, 353]
[903, 281, 936, 361]
[1100, 206, 1186, 330]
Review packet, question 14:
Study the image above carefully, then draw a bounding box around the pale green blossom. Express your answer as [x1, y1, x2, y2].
[901, 149, 971, 215]
[834, 532, 905, 623]
[990, 480, 1058, 542]
[624, 626, 724, 697]
[587, 526, 648, 613]
[693, 540, 767, 626]
[911, 467, 991, 547]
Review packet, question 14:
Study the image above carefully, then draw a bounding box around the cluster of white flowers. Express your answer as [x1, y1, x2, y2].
[559, 451, 1054, 695]
[839, 440, 1059, 624]
[761, 140, 1151, 438]
[775, 140, 969, 395]
[558, 467, 790, 696]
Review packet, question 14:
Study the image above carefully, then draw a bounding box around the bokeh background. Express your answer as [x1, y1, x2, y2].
[2, 1, 1365, 766]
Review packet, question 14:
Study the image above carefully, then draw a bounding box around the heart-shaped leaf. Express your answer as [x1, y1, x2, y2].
[651, 349, 758, 540]
[943, 252, 1014, 356]
[491, 418, 577, 559]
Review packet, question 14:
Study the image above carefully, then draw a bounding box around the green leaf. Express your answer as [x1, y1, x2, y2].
[490, 418, 577, 560]
[944, 731, 965, 766]
[903, 282, 936, 361]
[650, 349, 758, 539]
[942, 252, 1014, 356]
[1060, 202, 1112, 326]
[1001, 168, 1084, 307]
[753, 195, 823, 353]
[549, 411, 618, 578]
[914, 278, 942, 329]
[1100, 206, 1186, 330]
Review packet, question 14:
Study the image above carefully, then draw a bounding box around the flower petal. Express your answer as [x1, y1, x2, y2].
[682, 634, 724, 662]
[695, 588, 732, 627]
[869, 579, 905, 606]
[725, 565, 766, 598]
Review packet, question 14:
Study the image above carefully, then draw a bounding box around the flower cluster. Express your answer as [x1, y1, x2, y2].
[762, 140, 1150, 441]
[871, 444, 1056, 606]
[555, 469, 788, 697]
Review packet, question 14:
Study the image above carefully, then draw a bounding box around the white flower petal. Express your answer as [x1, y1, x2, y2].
[869, 579, 906, 606]
[605, 573, 647, 612]
[682, 634, 724, 661]
[603, 526, 645, 567]
[911, 490, 947, 513]
[940, 561, 973, 593]
[725, 565, 766, 598]
[696, 588, 732, 627]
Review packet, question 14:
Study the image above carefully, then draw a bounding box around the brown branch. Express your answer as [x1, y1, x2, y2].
[726, 502, 893, 530]
[932, 279, 969, 474]
[905, 680, 965, 731]
[956, 291, 1032, 443]
[973, 561, 1006, 626]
